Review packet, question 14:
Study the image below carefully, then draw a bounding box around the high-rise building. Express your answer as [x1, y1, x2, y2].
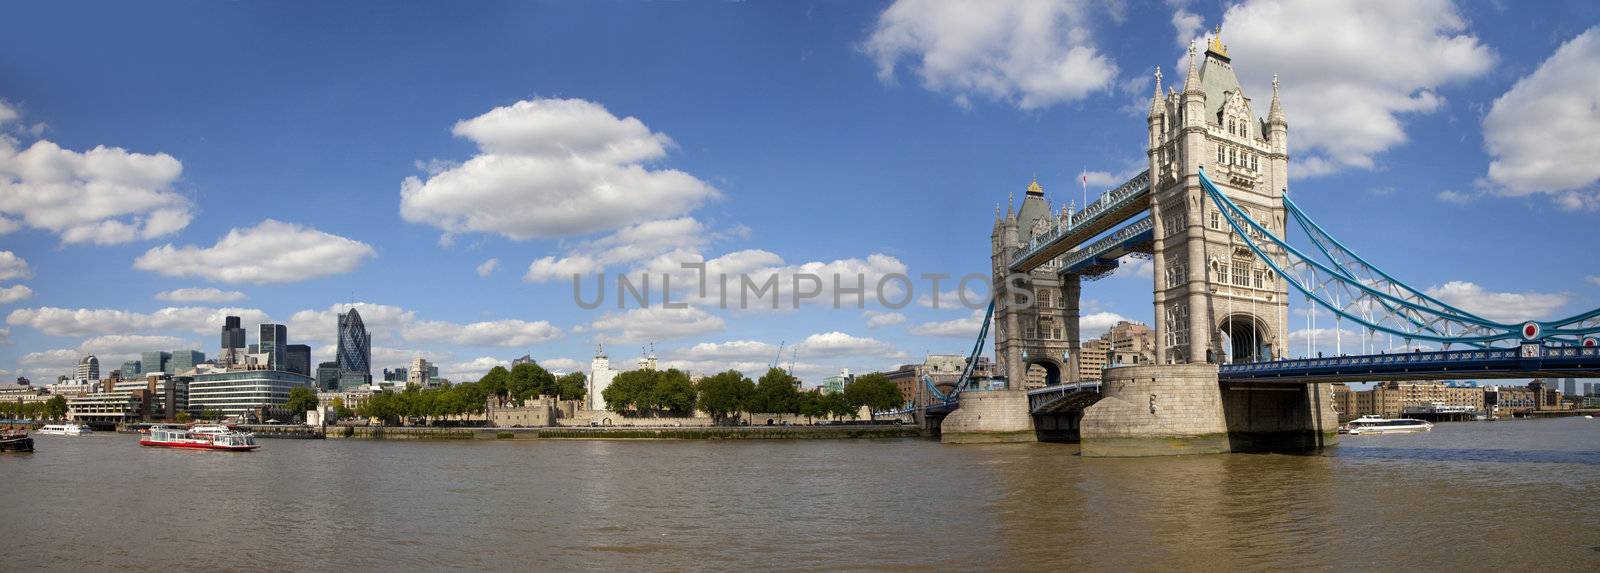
[588, 345, 616, 411]
[258, 324, 287, 371]
[315, 361, 340, 391]
[407, 357, 435, 388]
[821, 368, 851, 395]
[220, 316, 247, 366]
[141, 351, 171, 376]
[170, 350, 205, 374]
[1563, 378, 1577, 397]
[336, 308, 371, 386]
[285, 344, 311, 376]
[75, 355, 100, 381]
[120, 360, 142, 379]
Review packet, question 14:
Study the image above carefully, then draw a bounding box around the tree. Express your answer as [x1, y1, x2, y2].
[651, 369, 697, 416]
[330, 397, 355, 419]
[285, 386, 320, 414]
[200, 408, 224, 421]
[509, 362, 555, 404]
[796, 390, 825, 421]
[751, 368, 801, 415]
[555, 372, 587, 402]
[844, 372, 902, 420]
[697, 370, 755, 424]
[478, 366, 512, 404]
[45, 395, 68, 420]
[174, 412, 193, 423]
[822, 391, 856, 420]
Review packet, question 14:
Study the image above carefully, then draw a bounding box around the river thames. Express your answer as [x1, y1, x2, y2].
[3, 417, 1597, 571]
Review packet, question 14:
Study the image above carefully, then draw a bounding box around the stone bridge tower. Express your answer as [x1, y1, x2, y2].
[1148, 35, 1291, 366]
[991, 181, 1074, 389]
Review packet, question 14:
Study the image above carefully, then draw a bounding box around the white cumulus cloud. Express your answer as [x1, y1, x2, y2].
[0, 285, 32, 304]
[476, 258, 499, 278]
[1425, 281, 1568, 324]
[0, 251, 30, 281]
[7, 306, 270, 337]
[407, 319, 563, 348]
[1482, 26, 1600, 210]
[134, 219, 375, 284]
[584, 306, 726, 344]
[796, 331, 901, 359]
[0, 130, 191, 244]
[864, 311, 907, 328]
[400, 98, 719, 240]
[865, 0, 1118, 109]
[155, 287, 246, 303]
[1186, 0, 1494, 175]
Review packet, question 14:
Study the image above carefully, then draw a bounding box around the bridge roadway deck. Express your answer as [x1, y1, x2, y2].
[1218, 344, 1600, 384]
[1009, 171, 1150, 273]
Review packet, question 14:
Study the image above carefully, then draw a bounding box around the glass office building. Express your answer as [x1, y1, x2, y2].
[188, 370, 315, 419]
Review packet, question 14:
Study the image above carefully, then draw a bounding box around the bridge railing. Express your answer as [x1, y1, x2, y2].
[1009, 171, 1150, 270]
[1218, 345, 1600, 376]
[1058, 216, 1153, 271]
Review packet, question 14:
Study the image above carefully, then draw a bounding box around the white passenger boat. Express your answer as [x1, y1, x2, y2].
[37, 424, 92, 436]
[1339, 415, 1433, 435]
[140, 425, 258, 451]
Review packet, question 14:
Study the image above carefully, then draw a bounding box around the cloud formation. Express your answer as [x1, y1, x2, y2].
[865, 0, 1117, 109]
[155, 287, 247, 303]
[135, 219, 376, 284]
[401, 98, 719, 240]
[1482, 26, 1600, 210]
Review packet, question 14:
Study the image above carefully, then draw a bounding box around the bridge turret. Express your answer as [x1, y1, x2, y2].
[1267, 74, 1288, 153]
[1181, 42, 1205, 128]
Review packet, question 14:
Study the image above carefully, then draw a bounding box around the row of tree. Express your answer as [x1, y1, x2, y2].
[346, 362, 588, 425]
[603, 367, 904, 424]
[0, 396, 68, 420]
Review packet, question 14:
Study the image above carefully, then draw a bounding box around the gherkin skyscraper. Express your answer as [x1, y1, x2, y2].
[336, 307, 372, 388]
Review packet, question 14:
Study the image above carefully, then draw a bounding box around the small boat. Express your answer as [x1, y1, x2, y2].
[1338, 415, 1433, 435]
[37, 423, 92, 436]
[140, 425, 258, 451]
[1, 429, 33, 453]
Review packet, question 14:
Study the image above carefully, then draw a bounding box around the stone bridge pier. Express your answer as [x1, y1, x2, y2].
[1078, 364, 1337, 456]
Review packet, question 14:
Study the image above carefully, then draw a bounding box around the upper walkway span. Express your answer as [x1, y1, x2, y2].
[1009, 171, 1150, 273]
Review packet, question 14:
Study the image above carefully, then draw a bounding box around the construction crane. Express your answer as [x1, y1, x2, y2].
[770, 341, 785, 370]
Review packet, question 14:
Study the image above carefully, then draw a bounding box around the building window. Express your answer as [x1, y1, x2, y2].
[1216, 144, 1224, 165]
[1251, 155, 1258, 171]
[1166, 257, 1188, 288]
[1231, 261, 1250, 286]
[1253, 269, 1264, 289]
[1208, 210, 1221, 230]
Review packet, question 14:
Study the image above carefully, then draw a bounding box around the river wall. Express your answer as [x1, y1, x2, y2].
[321, 424, 920, 441]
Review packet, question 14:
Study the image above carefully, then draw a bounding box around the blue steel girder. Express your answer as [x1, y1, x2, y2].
[1218, 344, 1600, 383]
[1199, 170, 1528, 347]
[1009, 171, 1151, 273]
[1058, 216, 1154, 276]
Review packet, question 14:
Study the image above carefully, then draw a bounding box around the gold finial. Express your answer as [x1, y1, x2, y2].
[1026, 179, 1044, 196]
[1207, 24, 1228, 57]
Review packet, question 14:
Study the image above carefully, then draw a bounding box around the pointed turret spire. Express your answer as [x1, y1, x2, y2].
[1183, 41, 1202, 95]
[1148, 66, 1164, 118]
[1005, 192, 1015, 219]
[1268, 74, 1286, 125]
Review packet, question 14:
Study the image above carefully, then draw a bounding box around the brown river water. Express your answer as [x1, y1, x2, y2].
[3, 416, 1598, 571]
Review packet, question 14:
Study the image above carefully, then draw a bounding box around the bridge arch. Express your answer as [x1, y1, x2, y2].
[1027, 358, 1064, 387]
[1216, 312, 1274, 364]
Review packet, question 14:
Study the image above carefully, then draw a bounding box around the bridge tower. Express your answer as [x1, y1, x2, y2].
[992, 182, 1074, 390]
[1149, 36, 1290, 367]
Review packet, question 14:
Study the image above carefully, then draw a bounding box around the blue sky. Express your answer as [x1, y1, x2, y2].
[1, 0, 1597, 384]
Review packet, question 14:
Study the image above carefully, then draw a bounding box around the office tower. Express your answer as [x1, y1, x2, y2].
[316, 361, 340, 391]
[75, 355, 100, 381]
[259, 323, 287, 371]
[170, 350, 205, 374]
[220, 316, 247, 366]
[120, 360, 142, 379]
[285, 344, 312, 376]
[141, 351, 172, 375]
[336, 308, 371, 385]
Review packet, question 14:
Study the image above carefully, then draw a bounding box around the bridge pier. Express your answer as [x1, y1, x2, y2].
[939, 389, 1037, 443]
[1078, 364, 1337, 456]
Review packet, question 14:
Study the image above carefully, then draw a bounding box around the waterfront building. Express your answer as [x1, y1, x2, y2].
[170, 350, 205, 375]
[588, 345, 617, 411]
[337, 308, 372, 386]
[0, 383, 51, 405]
[318, 387, 375, 412]
[258, 323, 287, 371]
[141, 351, 172, 375]
[189, 369, 315, 420]
[821, 368, 850, 395]
[1350, 381, 1486, 418]
[1078, 339, 1109, 382]
[1331, 383, 1353, 420]
[316, 361, 340, 390]
[383, 367, 407, 383]
[47, 378, 98, 396]
[75, 355, 100, 381]
[67, 390, 150, 423]
[120, 360, 142, 379]
[890, 355, 995, 409]
[108, 374, 189, 419]
[285, 344, 311, 376]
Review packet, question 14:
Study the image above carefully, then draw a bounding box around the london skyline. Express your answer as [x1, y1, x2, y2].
[3, 1, 1598, 385]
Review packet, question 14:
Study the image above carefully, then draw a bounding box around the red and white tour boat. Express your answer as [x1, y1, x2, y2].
[140, 425, 259, 451]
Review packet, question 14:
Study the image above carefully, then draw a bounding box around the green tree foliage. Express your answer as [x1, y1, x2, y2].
[478, 366, 512, 403]
[843, 372, 903, 420]
[174, 411, 193, 423]
[603, 368, 697, 416]
[45, 395, 68, 420]
[508, 362, 556, 404]
[200, 408, 224, 421]
[285, 386, 320, 413]
[555, 371, 587, 401]
[751, 368, 801, 414]
[696, 369, 755, 424]
[822, 391, 856, 419]
[356, 380, 492, 426]
[330, 397, 355, 419]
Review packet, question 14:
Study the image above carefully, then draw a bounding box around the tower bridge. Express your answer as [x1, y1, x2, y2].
[927, 35, 1600, 454]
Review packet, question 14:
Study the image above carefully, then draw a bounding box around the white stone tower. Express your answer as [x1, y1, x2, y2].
[991, 182, 1074, 389]
[587, 344, 617, 411]
[1147, 32, 1291, 365]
